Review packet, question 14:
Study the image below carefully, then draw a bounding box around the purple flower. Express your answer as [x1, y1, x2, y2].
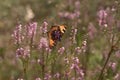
[38, 37, 48, 50]
[109, 62, 117, 71]
[75, 0, 80, 9]
[87, 22, 97, 39]
[17, 78, 24, 80]
[70, 63, 79, 70]
[71, 77, 75, 80]
[77, 69, 84, 79]
[25, 22, 37, 36]
[71, 28, 78, 44]
[81, 40, 87, 53]
[37, 59, 42, 64]
[16, 46, 30, 59]
[23, 46, 30, 59]
[115, 50, 120, 58]
[73, 57, 79, 64]
[12, 23, 24, 44]
[64, 57, 69, 64]
[44, 73, 51, 80]
[54, 72, 60, 78]
[16, 48, 24, 58]
[35, 77, 41, 80]
[58, 47, 65, 54]
[45, 47, 51, 53]
[114, 73, 120, 80]
[40, 21, 48, 34]
[111, 6, 116, 12]
[75, 47, 81, 53]
[97, 9, 108, 26]
[63, 73, 69, 80]
[24, 22, 37, 44]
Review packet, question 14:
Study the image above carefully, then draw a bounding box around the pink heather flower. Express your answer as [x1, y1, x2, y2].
[25, 22, 37, 36]
[70, 13, 77, 20]
[44, 73, 51, 80]
[58, 47, 65, 54]
[71, 57, 80, 70]
[81, 40, 87, 53]
[12, 23, 23, 44]
[72, 28, 77, 35]
[75, 0, 80, 9]
[114, 73, 120, 80]
[38, 37, 48, 50]
[109, 62, 117, 71]
[71, 28, 78, 44]
[71, 77, 75, 80]
[87, 22, 97, 39]
[59, 12, 78, 20]
[23, 46, 30, 59]
[54, 72, 60, 78]
[73, 57, 79, 64]
[35, 77, 41, 80]
[16, 46, 30, 59]
[74, 10, 80, 17]
[75, 47, 81, 53]
[40, 21, 48, 34]
[16, 48, 24, 58]
[70, 63, 79, 70]
[77, 69, 84, 79]
[77, 19, 81, 24]
[64, 57, 69, 64]
[64, 12, 70, 18]
[37, 59, 42, 64]
[58, 12, 64, 17]
[24, 22, 37, 43]
[83, 40, 87, 46]
[97, 9, 108, 26]
[115, 50, 120, 58]
[63, 73, 68, 80]
[17, 78, 24, 80]
[45, 47, 51, 53]
[111, 7, 116, 12]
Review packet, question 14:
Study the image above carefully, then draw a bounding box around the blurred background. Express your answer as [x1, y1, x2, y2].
[0, 0, 119, 80]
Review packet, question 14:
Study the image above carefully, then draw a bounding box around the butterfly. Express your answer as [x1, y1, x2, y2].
[47, 25, 66, 48]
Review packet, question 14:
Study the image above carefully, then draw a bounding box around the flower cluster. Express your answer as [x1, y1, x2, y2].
[58, 47, 65, 54]
[58, 0, 80, 20]
[24, 22, 37, 44]
[70, 57, 85, 79]
[12, 23, 24, 45]
[97, 8, 108, 27]
[40, 21, 48, 34]
[16, 46, 30, 59]
[38, 37, 49, 50]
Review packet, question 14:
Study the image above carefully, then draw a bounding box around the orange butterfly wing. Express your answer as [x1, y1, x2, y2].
[47, 26, 59, 48]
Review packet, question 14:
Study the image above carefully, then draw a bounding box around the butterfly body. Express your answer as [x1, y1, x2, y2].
[47, 25, 66, 48]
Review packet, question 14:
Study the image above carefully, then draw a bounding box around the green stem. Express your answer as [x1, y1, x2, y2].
[98, 47, 114, 80]
[23, 60, 28, 80]
[74, 69, 77, 80]
[42, 48, 45, 79]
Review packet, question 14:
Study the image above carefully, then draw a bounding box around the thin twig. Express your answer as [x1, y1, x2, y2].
[98, 46, 113, 80]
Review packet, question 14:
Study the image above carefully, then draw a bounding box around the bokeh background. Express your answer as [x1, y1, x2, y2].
[0, 0, 120, 80]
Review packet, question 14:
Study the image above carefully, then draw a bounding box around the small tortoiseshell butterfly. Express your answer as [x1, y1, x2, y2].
[47, 25, 66, 48]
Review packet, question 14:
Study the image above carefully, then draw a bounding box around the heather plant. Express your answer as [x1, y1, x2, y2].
[12, 0, 120, 80]
[1, 0, 120, 80]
